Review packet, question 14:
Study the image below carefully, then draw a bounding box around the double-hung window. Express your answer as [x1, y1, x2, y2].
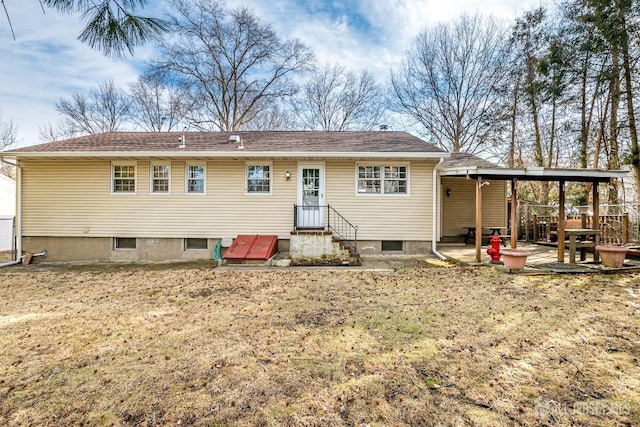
[246, 164, 271, 194]
[151, 164, 170, 194]
[112, 162, 136, 194]
[186, 164, 205, 194]
[384, 166, 407, 194]
[357, 165, 381, 194]
[357, 164, 408, 195]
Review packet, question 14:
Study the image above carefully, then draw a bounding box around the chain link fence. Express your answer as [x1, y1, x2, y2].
[0, 216, 15, 263]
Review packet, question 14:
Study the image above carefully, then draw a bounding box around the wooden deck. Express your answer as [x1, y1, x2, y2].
[437, 242, 640, 273]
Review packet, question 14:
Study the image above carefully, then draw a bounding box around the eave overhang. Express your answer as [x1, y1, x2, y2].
[439, 166, 628, 183]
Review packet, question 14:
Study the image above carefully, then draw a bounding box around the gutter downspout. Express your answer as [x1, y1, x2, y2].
[0, 157, 21, 260]
[432, 157, 446, 260]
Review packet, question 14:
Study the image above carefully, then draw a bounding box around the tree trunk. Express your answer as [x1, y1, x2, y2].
[594, 85, 611, 171]
[580, 61, 589, 170]
[509, 76, 520, 168]
[529, 82, 548, 205]
[608, 49, 621, 204]
[548, 81, 557, 169]
[620, 17, 640, 204]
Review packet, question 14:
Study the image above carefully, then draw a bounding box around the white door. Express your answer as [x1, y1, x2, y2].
[297, 164, 325, 228]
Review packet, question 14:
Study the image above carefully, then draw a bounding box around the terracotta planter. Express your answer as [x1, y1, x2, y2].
[501, 249, 531, 269]
[596, 245, 628, 268]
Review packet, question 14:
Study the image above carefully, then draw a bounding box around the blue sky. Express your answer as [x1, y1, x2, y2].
[0, 0, 543, 146]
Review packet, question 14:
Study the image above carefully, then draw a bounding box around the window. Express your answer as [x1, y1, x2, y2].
[384, 166, 407, 194]
[184, 238, 208, 250]
[186, 164, 205, 194]
[114, 237, 136, 250]
[112, 163, 136, 193]
[246, 164, 271, 194]
[357, 164, 408, 195]
[357, 165, 380, 194]
[382, 240, 404, 252]
[151, 164, 170, 194]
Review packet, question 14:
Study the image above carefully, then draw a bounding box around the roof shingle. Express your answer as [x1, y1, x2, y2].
[6, 131, 447, 155]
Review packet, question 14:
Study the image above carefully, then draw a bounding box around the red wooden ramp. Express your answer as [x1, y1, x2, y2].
[222, 235, 278, 260]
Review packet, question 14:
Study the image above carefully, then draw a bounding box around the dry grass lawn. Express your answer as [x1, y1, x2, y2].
[1, 261, 639, 426]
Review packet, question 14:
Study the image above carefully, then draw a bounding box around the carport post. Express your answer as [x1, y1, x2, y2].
[475, 176, 483, 262]
[511, 178, 518, 249]
[593, 182, 600, 261]
[558, 180, 566, 262]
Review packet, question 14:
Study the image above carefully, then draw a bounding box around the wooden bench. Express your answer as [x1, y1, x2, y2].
[549, 218, 584, 242]
[464, 226, 509, 247]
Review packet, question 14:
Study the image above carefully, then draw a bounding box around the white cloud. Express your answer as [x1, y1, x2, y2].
[0, 3, 149, 146]
[0, 0, 546, 146]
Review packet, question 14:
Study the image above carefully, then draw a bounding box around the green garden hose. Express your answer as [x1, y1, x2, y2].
[212, 239, 222, 262]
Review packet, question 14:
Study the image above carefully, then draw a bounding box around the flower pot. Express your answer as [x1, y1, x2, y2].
[501, 249, 531, 269]
[596, 245, 628, 268]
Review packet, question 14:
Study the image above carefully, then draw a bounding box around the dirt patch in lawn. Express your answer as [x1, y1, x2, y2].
[0, 262, 638, 426]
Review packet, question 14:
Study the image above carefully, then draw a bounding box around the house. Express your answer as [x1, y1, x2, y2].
[439, 152, 508, 242]
[1, 131, 509, 262]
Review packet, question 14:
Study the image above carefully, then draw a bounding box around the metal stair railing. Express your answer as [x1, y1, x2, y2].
[293, 204, 358, 254]
[327, 205, 358, 254]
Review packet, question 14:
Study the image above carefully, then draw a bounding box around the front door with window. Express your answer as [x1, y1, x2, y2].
[297, 164, 325, 228]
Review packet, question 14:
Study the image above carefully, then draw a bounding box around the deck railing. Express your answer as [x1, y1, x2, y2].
[293, 204, 358, 253]
[532, 213, 629, 244]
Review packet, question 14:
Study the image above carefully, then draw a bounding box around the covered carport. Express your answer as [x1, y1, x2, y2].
[439, 166, 629, 263]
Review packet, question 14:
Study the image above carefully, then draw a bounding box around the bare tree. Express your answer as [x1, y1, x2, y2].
[38, 120, 79, 142]
[390, 14, 510, 153]
[55, 79, 130, 135]
[0, 110, 17, 151]
[293, 64, 386, 131]
[127, 74, 184, 132]
[242, 102, 298, 131]
[150, 0, 315, 131]
[0, 110, 17, 175]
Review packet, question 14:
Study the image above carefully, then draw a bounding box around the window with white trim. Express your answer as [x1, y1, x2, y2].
[112, 163, 136, 193]
[246, 164, 271, 194]
[357, 164, 408, 194]
[151, 164, 170, 194]
[384, 166, 407, 194]
[186, 164, 205, 194]
[357, 165, 380, 193]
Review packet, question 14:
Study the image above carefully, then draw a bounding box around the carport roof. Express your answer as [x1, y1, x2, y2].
[440, 161, 628, 183]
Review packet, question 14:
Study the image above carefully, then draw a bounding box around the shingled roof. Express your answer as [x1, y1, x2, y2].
[440, 152, 501, 169]
[4, 131, 448, 158]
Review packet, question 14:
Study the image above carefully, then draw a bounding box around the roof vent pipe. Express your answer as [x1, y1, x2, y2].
[178, 135, 186, 149]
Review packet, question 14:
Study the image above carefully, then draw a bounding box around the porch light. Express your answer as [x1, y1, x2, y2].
[446, 188, 451, 198]
[285, 171, 291, 181]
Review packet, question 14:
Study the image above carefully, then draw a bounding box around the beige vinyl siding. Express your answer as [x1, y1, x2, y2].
[441, 177, 507, 237]
[324, 160, 435, 241]
[20, 159, 435, 242]
[21, 160, 297, 239]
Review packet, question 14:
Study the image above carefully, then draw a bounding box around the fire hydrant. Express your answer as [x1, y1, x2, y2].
[486, 234, 502, 263]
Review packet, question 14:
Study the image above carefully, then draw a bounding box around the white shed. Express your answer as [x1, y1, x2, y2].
[0, 174, 16, 252]
[0, 173, 15, 215]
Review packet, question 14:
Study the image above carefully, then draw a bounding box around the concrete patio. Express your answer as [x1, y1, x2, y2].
[437, 241, 640, 273]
